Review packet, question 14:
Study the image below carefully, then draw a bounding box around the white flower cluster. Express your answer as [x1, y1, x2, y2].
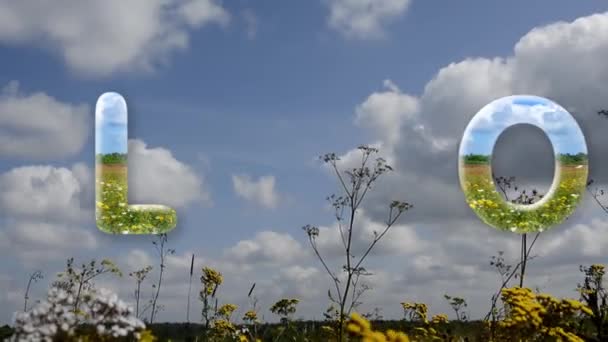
[10, 288, 77, 341]
[83, 288, 145, 339]
[236, 326, 250, 339]
[9, 287, 145, 341]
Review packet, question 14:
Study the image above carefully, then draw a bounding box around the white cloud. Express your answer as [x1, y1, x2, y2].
[232, 174, 280, 209]
[0, 274, 21, 323]
[536, 217, 608, 263]
[325, 0, 412, 39]
[338, 12, 608, 225]
[128, 139, 210, 208]
[91, 248, 322, 322]
[309, 10, 608, 319]
[0, 81, 89, 159]
[0, 220, 98, 267]
[125, 249, 154, 272]
[461, 96, 586, 156]
[314, 209, 425, 259]
[355, 80, 419, 147]
[0, 164, 91, 222]
[0, 163, 98, 264]
[274, 265, 323, 300]
[96, 92, 127, 126]
[0, 137, 208, 268]
[0, 0, 230, 77]
[0, 221, 97, 252]
[225, 231, 307, 265]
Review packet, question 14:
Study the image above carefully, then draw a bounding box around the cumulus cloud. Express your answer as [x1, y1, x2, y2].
[0, 0, 230, 77]
[0, 137, 208, 269]
[232, 174, 281, 209]
[314, 209, 426, 259]
[355, 80, 419, 147]
[461, 96, 586, 156]
[0, 224, 97, 268]
[0, 274, 21, 323]
[308, 11, 608, 319]
[0, 138, 207, 221]
[0, 81, 89, 159]
[124, 249, 153, 272]
[225, 231, 307, 265]
[0, 164, 92, 222]
[340, 12, 608, 225]
[390, 13, 608, 182]
[273, 265, 323, 300]
[0, 164, 98, 264]
[128, 139, 210, 208]
[325, 0, 412, 39]
[92, 246, 323, 322]
[0, 221, 97, 259]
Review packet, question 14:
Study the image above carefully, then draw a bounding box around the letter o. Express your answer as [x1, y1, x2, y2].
[458, 95, 588, 233]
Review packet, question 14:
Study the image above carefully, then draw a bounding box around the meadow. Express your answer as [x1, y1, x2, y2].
[460, 157, 588, 233]
[4, 147, 607, 341]
[96, 157, 177, 234]
[3, 258, 606, 341]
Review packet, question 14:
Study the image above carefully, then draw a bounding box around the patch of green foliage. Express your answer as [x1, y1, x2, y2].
[0, 325, 13, 339]
[462, 154, 490, 164]
[96, 152, 128, 164]
[557, 152, 588, 165]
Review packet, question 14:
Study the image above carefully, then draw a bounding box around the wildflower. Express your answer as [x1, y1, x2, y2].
[347, 313, 410, 342]
[10, 287, 145, 341]
[217, 303, 238, 321]
[431, 313, 449, 324]
[211, 319, 236, 338]
[270, 298, 299, 320]
[243, 310, 259, 323]
[201, 267, 223, 296]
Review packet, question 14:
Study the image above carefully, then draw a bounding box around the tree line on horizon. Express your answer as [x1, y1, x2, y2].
[462, 152, 588, 165]
[96, 152, 128, 164]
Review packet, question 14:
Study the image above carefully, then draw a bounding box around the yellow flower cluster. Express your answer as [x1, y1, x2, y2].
[217, 303, 238, 321]
[347, 313, 411, 342]
[400, 302, 428, 323]
[200, 267, 223, 296]
[430, 314, 448, 324]
[270, 298, 300, 317]
[211, 319, 236, 338]
[469, 198, 499, 209]
[497, 287, 591, 341]
[238, 336, 261, 342]
[139, 330, 157, 341]
[243, 309, 259, 323]
[399, 302, 451, 340]
[590, 264, 605, 276]
[95, 168, 177, 234]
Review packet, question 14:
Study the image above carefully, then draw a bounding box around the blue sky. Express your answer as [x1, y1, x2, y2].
[461, 95, 588, 156]
[1, 0, 608, 326]
[96, 92, 128, 154]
